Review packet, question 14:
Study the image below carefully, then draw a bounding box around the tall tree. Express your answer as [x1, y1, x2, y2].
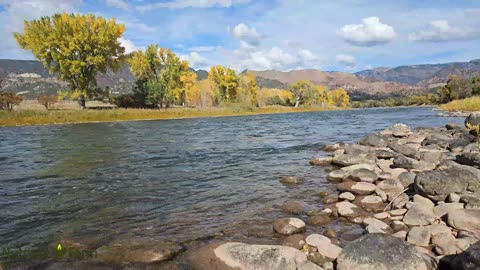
[209, 66, 239, 104]
[128, 46, 192, 107]
[14, 13, 125, 108]
[328, 88, 350, 108]
[290, 80, 316, 107]
[239, 72, 259, 106]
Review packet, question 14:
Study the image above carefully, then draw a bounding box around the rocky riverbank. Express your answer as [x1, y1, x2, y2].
[187, 113, 480, 270]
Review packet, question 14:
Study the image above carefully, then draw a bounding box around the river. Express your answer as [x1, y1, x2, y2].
[0, 107, 465, 269]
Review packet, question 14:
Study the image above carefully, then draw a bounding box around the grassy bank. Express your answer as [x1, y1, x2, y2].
[439, 96, 480, 112]
[0, 105, 343, 127]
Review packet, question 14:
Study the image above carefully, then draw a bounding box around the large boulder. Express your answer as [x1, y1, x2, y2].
[95, 239, 184, 266]
[414, 167, 480, 202]
[392, 155, 435, 171]
[211, 242, 323, 270]
[360, 133, 389, 147]
[465, 112, 480, 136]
[452, 240, 480, 270]
[388, 142, 418, 158]
[336, 234, 429, 270]
[332, 153, 376, 167]
[403, 204, 436, 226]
[456, 153, 480, 168]
[447, 209, 480, 235]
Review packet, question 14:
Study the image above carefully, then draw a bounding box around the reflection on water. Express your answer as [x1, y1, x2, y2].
[0, 107, 463, 253]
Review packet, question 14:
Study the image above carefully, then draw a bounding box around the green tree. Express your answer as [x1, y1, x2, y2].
[128, 46, 192, 108]
[14, 13, 125, 108]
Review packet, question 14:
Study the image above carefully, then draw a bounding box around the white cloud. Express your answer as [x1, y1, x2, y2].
[137, 0, 251, 11]
[231, 46, 322, 71]
[0, 0, 82, 59]
[189, 46, 219, 52]
[336, 54, 356, 67]
[106, 0, 129, 10]
[119, 38, 140, 54]
[180, 52, 210, 69]
[337, 17, 396, 46]
[409, 20, 479, 42]
[230, 23, 261, 47]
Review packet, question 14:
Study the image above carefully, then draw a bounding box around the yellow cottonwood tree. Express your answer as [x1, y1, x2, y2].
[239, 72, 259, 106]
[209, 66, 239, 104]
[14, 13, 125, 105]
[328, 88, 350, 107]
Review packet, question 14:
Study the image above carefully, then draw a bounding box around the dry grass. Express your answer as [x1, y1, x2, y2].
[439, 96, 480, 112]
[0, 105, 343, 127]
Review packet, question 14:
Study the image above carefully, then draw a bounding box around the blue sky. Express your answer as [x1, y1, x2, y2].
[1, 0, 479, 72]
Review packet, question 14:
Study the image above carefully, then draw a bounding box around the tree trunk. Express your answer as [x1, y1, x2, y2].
[295, 100, 300, 108]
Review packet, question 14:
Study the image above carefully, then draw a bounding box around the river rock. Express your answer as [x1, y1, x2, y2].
[336, 234, 429, 270]
[336, 201, 363, 218]
[374, 212, 390, 219]
[417, 149, 446, 165]
[388, 142, 418, 158]
[403, 204, 436, 226]
[456, 153, 480, 168]
[462, 195, 480, 209]
[339, 192, 355, 201]
[337, 182, 376, 195]
[452, 240, 480, 270]
[280, 176, 303, 185]
[447, 209, 480, 235]
[344, 144, 374, 155]
[340, 163, 375, 174]
[398, 171, 416, 187]
[308, 215, 332, 226]
[389, 209, 407, 216]
[306, 234, 342, 262]
[95, 240, 184, 265]
[431, 232, 463, 255]
[323, 143, 343, 152]
[429, 223, 453, 236]
[414, 167, 480, 202]
[464, 143, 480, 153]
[363, 217, 390, 233]
[377, 179, 404, 193]
[360, 133, 388, 147]
[392, 155, 435, 171]
[332, 153, 376, 167]
[281, 201, 307, 214]
[448, 193, 461, 203]
[381, 123, 412, 138]
[465, 112, 480, 133]
[283, 234, 305, 249]
[391, 221, 408, 232]
[407, 226, 431, 247]
[355, 195, 384, 212]
[347, 168, 378, 183]
[273, 218, 306, 236]
[213, 242, 322, 270]
[322, 194, 339, 204]
[327, 170, 347, 182]
[309, 157, 332, 166]
[433, 202, 464, 219]
[376, 149, 399, 159]
[413, 195, 435, 209]
[423, 133, 453, 148]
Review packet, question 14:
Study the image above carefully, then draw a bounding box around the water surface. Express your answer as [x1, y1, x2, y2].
[0, 107, 464, 266]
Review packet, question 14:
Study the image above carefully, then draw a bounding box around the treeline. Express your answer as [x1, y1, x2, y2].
[353, 75, 480, 108]
[6, 12, 351, 111]
[116, 49, 351, 109]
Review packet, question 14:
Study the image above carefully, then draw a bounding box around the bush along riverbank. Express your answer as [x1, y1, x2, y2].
[186, 113, 480, 270]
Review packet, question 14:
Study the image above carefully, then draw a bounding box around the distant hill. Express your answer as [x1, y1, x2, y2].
[355, 59, 480, 88]
[0, 59, 208, 98]
[2, 58, 480, 100]
[251, 69, 423, 100]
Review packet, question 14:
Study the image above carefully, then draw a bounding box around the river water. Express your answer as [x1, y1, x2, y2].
[0, 107, 464, 268]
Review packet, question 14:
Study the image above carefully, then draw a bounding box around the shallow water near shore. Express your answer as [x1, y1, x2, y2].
[0, 107, 465, 268]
